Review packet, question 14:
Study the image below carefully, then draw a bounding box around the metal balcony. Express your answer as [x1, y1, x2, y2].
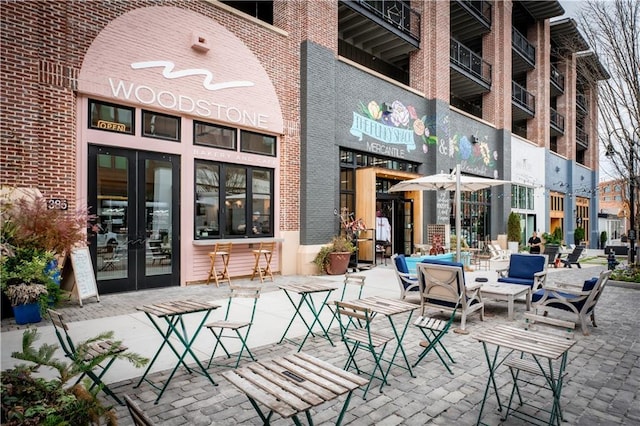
[512, 27, 535, 73]
[550, 107, 565, 135]
[550, 63, 565, 96]
[450, 38, 492, 97]
[450, 0, 492, 42]
[576, 127, 589, 149]
[576, 93, 588, 115]
[512, 81, 535, 120]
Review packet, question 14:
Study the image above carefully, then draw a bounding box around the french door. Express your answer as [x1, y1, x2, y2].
[88, 145, 180, 293]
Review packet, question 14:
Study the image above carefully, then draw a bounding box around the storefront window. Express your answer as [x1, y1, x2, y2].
[89, 99, 134, 134]
[511, 184, 534, 210]
[194, 160, 274, 239]
[142, 110, 180, 141]
[240, 130, 276, 156]
[194, 121, 236, 150]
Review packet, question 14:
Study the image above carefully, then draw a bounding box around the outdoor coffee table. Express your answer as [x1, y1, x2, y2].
[222, 352, 368, 426]
[480, 282, 530, 320]
[134, 300, 220, 403]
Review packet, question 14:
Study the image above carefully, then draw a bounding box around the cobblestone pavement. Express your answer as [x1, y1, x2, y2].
[2, 263, 639, 425]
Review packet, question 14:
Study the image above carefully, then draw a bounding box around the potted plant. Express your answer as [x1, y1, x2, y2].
[1, 328, 148, 425]
[574, 227, 586, 246]
[313, 236, 355, 275]
[0, 190, 96, 319]
[0, 248, 57, 324]
[507, 212, 521, 254]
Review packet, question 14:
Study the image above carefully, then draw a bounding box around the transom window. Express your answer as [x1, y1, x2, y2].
[89, 99, 134, 134]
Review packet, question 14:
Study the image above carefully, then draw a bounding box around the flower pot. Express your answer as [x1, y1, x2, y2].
[12, 302, 42, 325]
[326, 252, 351, 275]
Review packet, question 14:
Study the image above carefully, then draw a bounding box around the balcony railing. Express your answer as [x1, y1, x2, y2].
[353, 0, 421, 42]
[512, 81, 535, 114]
[450, 38, 492, 85]
[550, 107, 565, 132]
[576, 127, 589, 147]
[512, 27, 535, 65]
[550, 64, 565, 92]
[458, 0, 492, 26]
[576, 93, 588, 114]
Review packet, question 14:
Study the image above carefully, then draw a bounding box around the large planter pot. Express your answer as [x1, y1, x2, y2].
[12, 302, 42, 325]
[326, 252, 351, 275]
[508, 241, 519, 255]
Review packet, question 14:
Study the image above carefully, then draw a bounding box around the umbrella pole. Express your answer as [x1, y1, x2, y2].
[455, 164, 462, 263]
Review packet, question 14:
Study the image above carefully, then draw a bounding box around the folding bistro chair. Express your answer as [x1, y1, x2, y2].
[412, 295, 461, 375]
[205, 285, 262, 368]
[251, 241, 275, 283]
[334, 301, 393, 399]
[124, 395, 154, 426]
[206, 242, 232, 287]
[48, 309, 128, 405]
[325, 273, 366, 331]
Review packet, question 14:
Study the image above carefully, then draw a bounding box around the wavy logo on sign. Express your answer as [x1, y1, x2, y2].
[131, 61, 254, 91]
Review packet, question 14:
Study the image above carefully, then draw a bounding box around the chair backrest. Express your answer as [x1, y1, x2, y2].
[582, 270, 612, 315]
[334, 301, 375, 339]
[225, 285, 261, 322]
[48, 309, 76, 358]
[566, 246, 585, 262]
[339, 273, 365, 301]
[416, 260, 466, 307]
[212, 242, 232, 257]
[507, 254, 547, 279]
[124, 395, 154, 426]
[391, 254, 410, 275]
[258, 241, 276, 252]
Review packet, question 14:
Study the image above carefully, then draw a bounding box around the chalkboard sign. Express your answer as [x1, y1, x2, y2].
[436, 190, 451, 224]
[66, 247, 100, 307]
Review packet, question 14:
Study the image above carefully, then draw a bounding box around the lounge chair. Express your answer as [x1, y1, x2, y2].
[391, 254, 420, 300]
[496, 253, 548, 292]
[560, 245, 585, 268]
[531, 270, 612, 335]
[416, 259, 484, 333]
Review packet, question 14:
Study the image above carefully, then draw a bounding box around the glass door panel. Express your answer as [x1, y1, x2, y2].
[89, 145, 180, 294]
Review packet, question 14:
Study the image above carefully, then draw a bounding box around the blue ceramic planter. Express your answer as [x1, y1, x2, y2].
[13, 303, 42, 325]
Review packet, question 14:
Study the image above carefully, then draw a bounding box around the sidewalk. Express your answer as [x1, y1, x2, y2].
[2, 262, 639, 425]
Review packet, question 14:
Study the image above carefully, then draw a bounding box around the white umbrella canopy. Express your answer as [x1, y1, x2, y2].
[389, 165, 510, 262]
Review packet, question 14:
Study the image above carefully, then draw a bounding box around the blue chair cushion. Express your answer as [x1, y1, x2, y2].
[582, 277, 598, 292]
[394, 254, 409, 274]
[508, 254, 545, 279]
[532, 289, 587, 312]
[498, 277, 534, 287]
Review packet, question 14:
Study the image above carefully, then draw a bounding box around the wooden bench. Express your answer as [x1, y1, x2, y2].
[222, 352, 368, 425]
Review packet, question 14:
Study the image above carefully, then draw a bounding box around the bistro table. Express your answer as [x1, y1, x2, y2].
[341, 296, 418, 382]
[277, 281, 338, 352]
[222, 352, 369, 426]
[134, 300, 220, 404]
[474, 324, 576, 426]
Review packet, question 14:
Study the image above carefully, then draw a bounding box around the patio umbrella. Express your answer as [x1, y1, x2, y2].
[389, 164, 509, 262]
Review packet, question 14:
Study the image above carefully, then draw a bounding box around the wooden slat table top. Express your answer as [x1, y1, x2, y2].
[136, 300, 220, 317]
[474, 325, 575, 360]
[343, 296, 418, 316]
[277, 282, 338, 294]
[222, 352, 368, 419]
[480, 282, 530, 297]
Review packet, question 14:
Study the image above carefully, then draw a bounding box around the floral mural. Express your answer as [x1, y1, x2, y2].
[450, 133, 499, 178]
[350, 100, 437, 152]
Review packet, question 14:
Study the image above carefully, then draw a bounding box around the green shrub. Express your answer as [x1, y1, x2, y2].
[507, 212, 521, 243]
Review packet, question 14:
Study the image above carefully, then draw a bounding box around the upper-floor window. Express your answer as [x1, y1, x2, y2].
[241, 130, 276, 156]
[511, 185, 534, 210]
[89, 99, 134, 134]
[221, 1, 273, 24]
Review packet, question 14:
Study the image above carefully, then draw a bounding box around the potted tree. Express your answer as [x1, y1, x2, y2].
[600, 231, 608, 250]
[507, 212, 521, 254]
[574, 227, 586, 246]
[313, 236, 355, 275]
